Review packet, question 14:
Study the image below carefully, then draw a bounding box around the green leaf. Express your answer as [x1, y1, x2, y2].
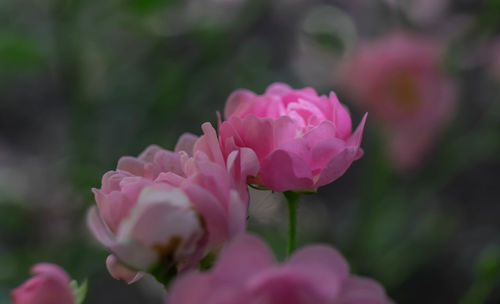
[70, 279, 88, 304]
[0, 33, 44, 71]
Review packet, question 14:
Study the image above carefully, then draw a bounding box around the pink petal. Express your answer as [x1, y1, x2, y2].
[224, 89, 256, 119]
[287, 245, 349, 280]
[30, 263, 71, 283]
[247, 267, 341, 304]
[303, 121, 337, 147]
[273, 116, 299, 148]
[260, 150, 313, 192]
[193, 123, 225, 168]
[315, 147, 359, 188]
[265, 82, 293, 95]
[338, 276, 392, 304]
[152, 150, 184, 177]
[335, 101, 353, 141]
[347, 113, 367, 148]
[168, 272, 213, 304]
[213, 234, 275, 284]
[236, 115, 275, 161]
[310, 138, 347, 173]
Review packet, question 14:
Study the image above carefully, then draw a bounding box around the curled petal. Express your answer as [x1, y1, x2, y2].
[106, 255, 143, 284]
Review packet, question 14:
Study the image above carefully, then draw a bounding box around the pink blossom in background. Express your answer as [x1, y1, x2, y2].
[219, 82, 366, 192]
[168, 234, 392, 304]
[87, 125, 258, 283]
[342, 32, 456, 171]
[11, 263, 74, 304]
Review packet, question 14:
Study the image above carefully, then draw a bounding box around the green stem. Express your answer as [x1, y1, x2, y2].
[284, 191, 300, 257]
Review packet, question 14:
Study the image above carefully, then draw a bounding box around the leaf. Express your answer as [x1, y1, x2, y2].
[70, 279, 88, 304]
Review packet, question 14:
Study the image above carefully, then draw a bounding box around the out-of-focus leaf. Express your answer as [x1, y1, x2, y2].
[300, 5, 357, 55]
[126, 0, 179, 15]
[71, 279, 88, 304]
[460, 246, 500, 304]
[0, 33, 44, 72]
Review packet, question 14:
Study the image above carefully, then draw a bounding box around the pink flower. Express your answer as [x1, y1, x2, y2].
[168, 234, 392, 304]
[88, 125, 258, 282]
[342, 32, 456, 170]
[219, 83, 366, 192]
[11, 263, 74, 304]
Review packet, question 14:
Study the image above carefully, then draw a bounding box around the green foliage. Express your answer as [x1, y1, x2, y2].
[71, 279, 88, 304]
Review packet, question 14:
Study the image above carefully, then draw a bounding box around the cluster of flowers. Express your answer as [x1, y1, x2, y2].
[12, 83, 392, 304]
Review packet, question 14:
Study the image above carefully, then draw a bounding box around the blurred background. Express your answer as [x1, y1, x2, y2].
[1, 0, 500, 303]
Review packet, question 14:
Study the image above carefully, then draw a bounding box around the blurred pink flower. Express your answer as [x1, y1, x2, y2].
[219, 82, 366, 192]
[11, 263, 74, 304]
[342, 33, 456, 171]
[168, 234, 392, 304]
[88, 125, 258, 283]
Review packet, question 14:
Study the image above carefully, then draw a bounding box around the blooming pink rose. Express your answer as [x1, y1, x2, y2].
[11, 263, 74, 304]
[342, 32, 456, 170]
[168, 234, 392, 304]
[219, 83, 366, 192]
[88, 125, 258, 282]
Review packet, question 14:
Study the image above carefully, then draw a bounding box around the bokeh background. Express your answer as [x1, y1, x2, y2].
[1, 0, 500, 303]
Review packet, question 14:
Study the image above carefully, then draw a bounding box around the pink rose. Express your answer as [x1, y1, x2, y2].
[11, 263, 74, 304]
[219, 83, 366, 192]
[88, 124, 258, 282]
[342, 32, 456, 170]
[168, 234, 392, 304]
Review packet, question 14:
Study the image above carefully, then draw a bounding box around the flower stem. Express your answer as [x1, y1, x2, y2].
[284, 191, 300, 257]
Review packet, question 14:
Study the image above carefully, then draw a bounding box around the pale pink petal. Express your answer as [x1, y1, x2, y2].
[181, 182, 230, 247]
[106, 255, 143, 284]
[227, 190, 247, 237]
[87, 206, 116, 247]
[193, 123, 225, 167]
[175, 133, 198, 155]
[117, 157, 146, 176]
[138, 145, 162, 162]
[114, 188, 205, 270]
